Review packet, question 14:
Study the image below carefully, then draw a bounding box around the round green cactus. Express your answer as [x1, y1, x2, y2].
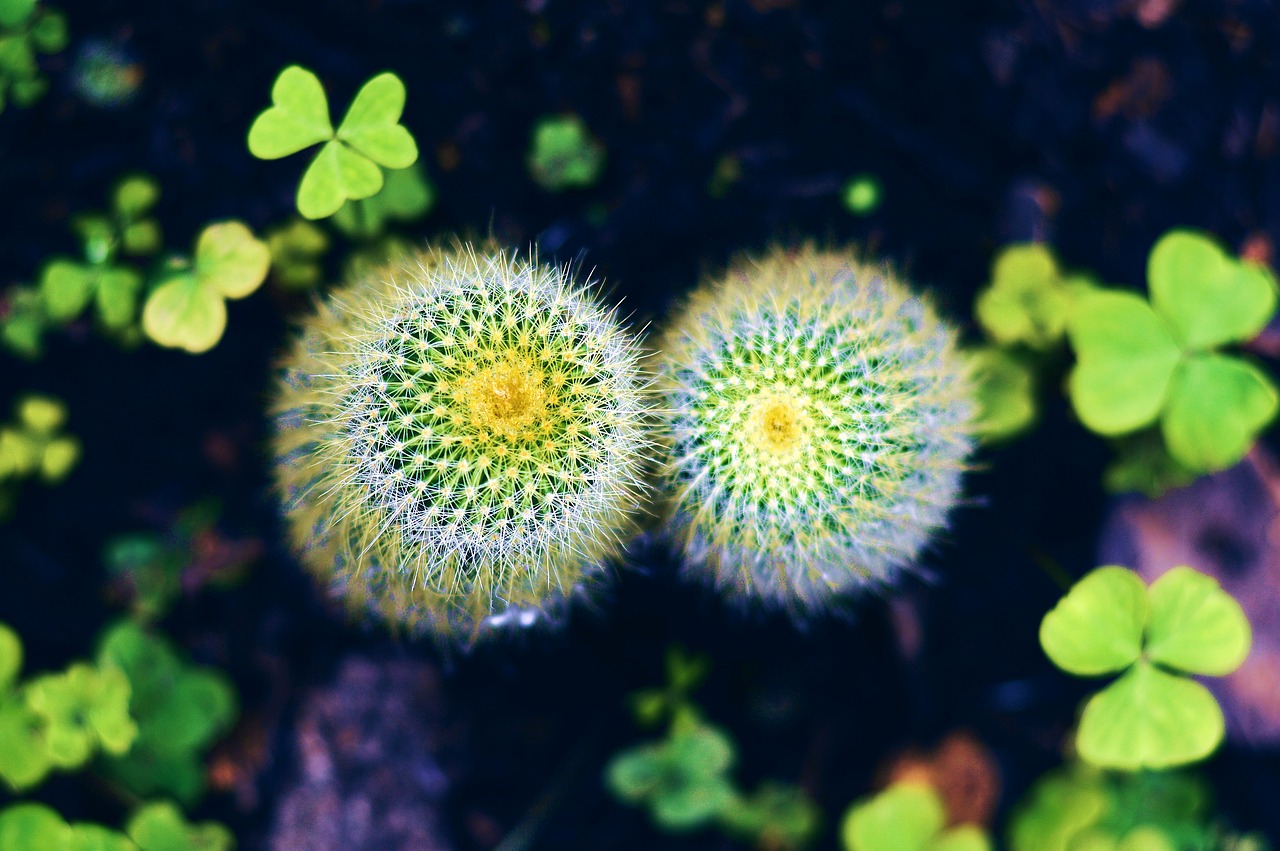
[654, 246, 975, 613]
[271, 242, 651, 641]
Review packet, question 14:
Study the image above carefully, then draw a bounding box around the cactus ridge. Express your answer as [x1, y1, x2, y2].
[656, 246, 974, 613]
[272, 243, 652, 640]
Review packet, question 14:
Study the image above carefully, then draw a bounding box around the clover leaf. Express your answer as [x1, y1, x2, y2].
[0, 804, 72, 851]
[1102, 432, 1198, 497]
[126, 802, 234, 851]
[0, 394, 80, 484]
[0, 697, 51, 791]
[606, 724, 736, 831]
[24, 663, 137, 768]
[720, 783, 820, 851]
[975, 243, 1098, 350]
[1040, 565, 1250, 770]
[969, 347, 1037, 443]
[266, 218, 329, 290]
[527, 114, 606, 191]
[0, 285, 49, 359]
[841, 783, 991, 851]
[1066, 229, 1279, 473]
[97, 621, 237, 804]
[142, 220, 269, 353]
[39, 260, 144, 330]
[0, 623, 18, 691]
[248, 65, 418, 219]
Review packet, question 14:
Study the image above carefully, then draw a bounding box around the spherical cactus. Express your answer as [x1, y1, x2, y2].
[654, 245, 975, 614]
[271, 242, 651, 642]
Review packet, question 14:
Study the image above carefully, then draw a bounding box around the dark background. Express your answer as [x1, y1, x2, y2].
[2, 0, 1278, 847]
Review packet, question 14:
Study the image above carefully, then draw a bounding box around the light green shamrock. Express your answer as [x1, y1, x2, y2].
[841, 782, 991, 851]
[247, 65, 419, 219]
[1067, 229, 1278, 472]
[24, 663, 137, 768]
[1040, 565, 1251, 770]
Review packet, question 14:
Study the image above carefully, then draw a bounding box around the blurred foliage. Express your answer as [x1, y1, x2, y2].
[527, 114, 605, 191]
[0, 0, 66, 113]
[840, 782, 991, 851]
[0, 394, 79, 519]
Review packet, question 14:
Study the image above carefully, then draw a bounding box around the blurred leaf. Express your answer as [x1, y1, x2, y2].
[39, 260, 96, 322]
[0, 804, 72, 851]
[1162, 354, 1277, 472]
[841, 783, 944, 851]
[720, 782, 820, 851]
[0, 624, 19, 691]
[969, 347, 1037, 443]
[24, 664, 137, 768]
[1040, 566, 1147, 676]
[0, 697, 50, 790]
[1145, 567, 1250, 676]
[527, 114, 605, 191]
[1103, 432, 1197, 498]
[1076, 661, 1223, 770]
[0, 0, 37, 28]
[141, 274, 226, 354]
[113, 175, 160, 218]
[95, 268, 144, 331]
[126, 801, 233, 851]
[331, 164, 433, 238]
[194, 221, 270, 300]
[975, 243, 1070, 349]
[266, 219, 329, 289]
[1147, 229, 1278, 351]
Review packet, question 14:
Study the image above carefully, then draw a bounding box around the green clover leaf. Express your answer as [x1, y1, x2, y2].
[1066, 229, 1279, 473]
[142, 221, 269, 353]
[719, 782, 820, 850]
[0, 0, 38, 29]
[1103, 432, 1198, 497]
[1144, 566, 1251, 675]
[248, 66, 418, 219]
[246, 65, 333, 158]
[975, 244, 1071, 349]
[1066, 291, 1181, 435]
[266, 218, 329, 289]
[1076, 661, 1222, 770]
[1160, 354, 1278, 472]
[1040, 566, 1147, 676]
[39, 260, 96, 322]
[841, 783, 992, 851]
[332, 163, 434, 239]
[126, 802, 234, 851]
[606, 724, 735, 831]
[1039, 565, 1250, 770]
[24, 664, 137, 768]
[527, 114, 606, 191]
[0, 696, 50, 791]
[1148, 229, 1278, 351]
[97, 621, 238, 804]
[969, 347, 1037, 443]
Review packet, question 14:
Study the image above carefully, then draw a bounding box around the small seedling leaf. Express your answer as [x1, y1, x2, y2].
[142, 275, 227, 354]
[113, 175, 159, 217]
[39, 437, 80, 483]
[1076, 660, 1223, 769]
[126, 801, 234, 851]
[1148, 229, 1278, 351]
[1066, 290, 1181, 435]
[1040, 566, 1147, 676]
[195, 221, 270, 299]
[336, 72, 418, 169]
[1161, 354, 1277, 472]
[39, 260, 96, 322]
[1145, 566, 1250, 676]
[841, 783, 945, 851]
[17, 396, 65, 433]
[95, 267, 144, 331]
[528, 114, 606, 191]
[247, 65, 333, 159]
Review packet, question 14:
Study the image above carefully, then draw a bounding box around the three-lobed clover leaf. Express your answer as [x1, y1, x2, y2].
[527, 114, 606, 191]
[975, 243, 1097, 350]
[142, 220, 270, 353]
[1039, 565, 1250, 770]
[24, 663, 137, 768]
[247, 65, 419, 219]
[39, 259, 143, 330]
[97, 621, 238, 804]
[0, 394, 80, 484]
[1066, 229, 1279, 473]
[606, 724, 736, 831]
[841, 782, 991, 851]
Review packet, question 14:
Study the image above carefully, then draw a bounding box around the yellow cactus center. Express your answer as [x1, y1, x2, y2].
[461, 356, 549, 439]
[746, 390, 811, 460]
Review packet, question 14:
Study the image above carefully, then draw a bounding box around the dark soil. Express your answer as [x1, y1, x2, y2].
[2, 0, 1279, 848]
